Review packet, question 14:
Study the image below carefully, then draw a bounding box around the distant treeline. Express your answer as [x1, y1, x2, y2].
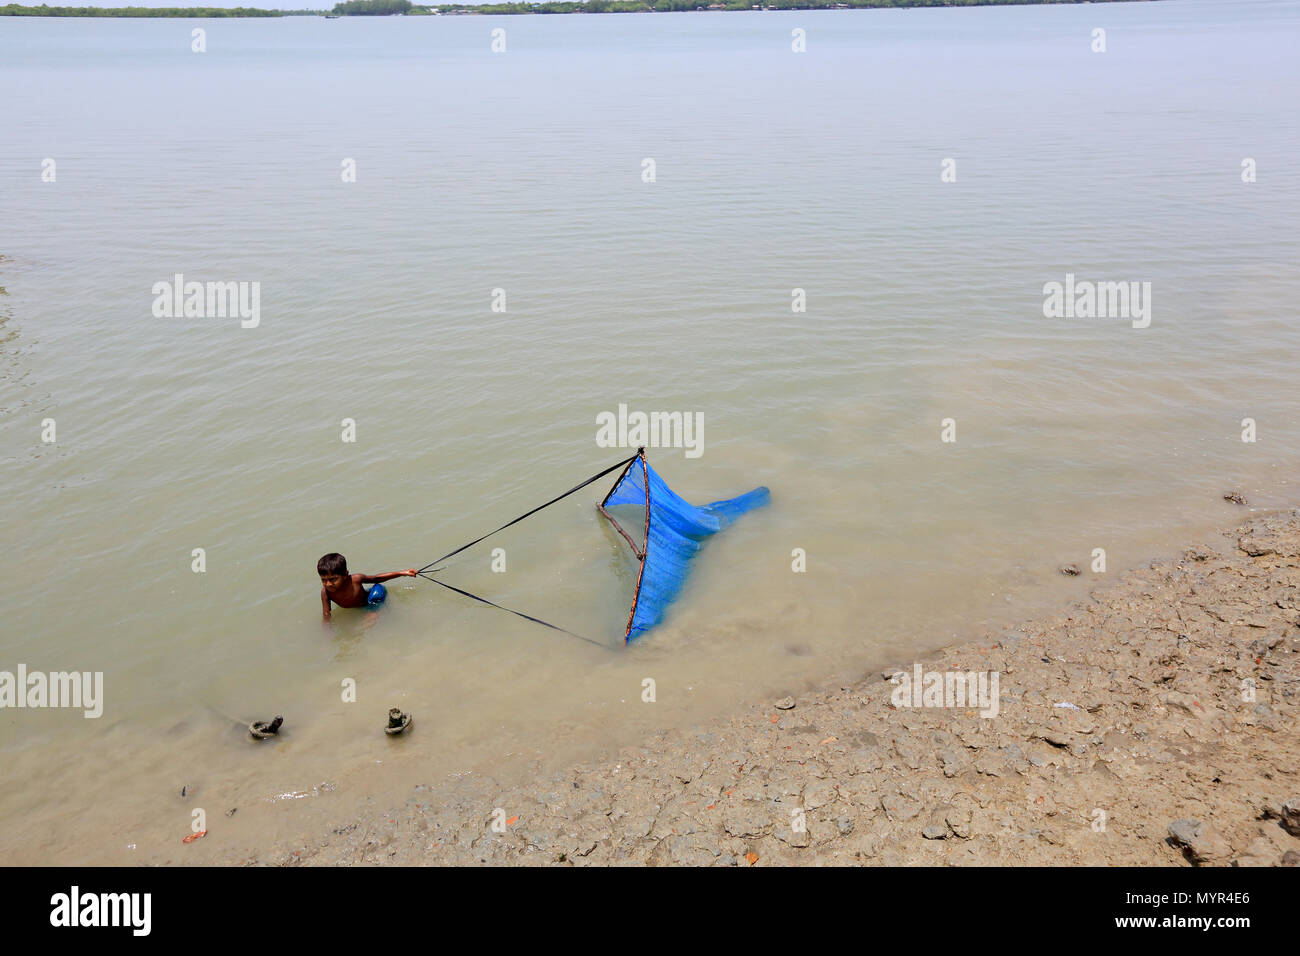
[331, 0, 409, 13]
[0, 4, 317, 14]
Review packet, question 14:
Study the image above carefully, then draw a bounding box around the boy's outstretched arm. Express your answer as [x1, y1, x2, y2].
[359, 569, 418, 584]
[321, 587, 332, 620]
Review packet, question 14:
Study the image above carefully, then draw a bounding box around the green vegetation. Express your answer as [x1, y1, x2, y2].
[331, 0, 410, 13]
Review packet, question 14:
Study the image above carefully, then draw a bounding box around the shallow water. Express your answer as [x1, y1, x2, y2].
[1, 0, 1298, 863]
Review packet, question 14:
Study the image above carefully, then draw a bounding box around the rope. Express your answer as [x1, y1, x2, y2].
[418, 572, 606, 648]
[412, 452, 645, 648]
[416, 452, 639, 573]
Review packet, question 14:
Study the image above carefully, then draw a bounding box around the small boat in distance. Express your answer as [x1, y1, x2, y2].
[324, 13, 341, 17]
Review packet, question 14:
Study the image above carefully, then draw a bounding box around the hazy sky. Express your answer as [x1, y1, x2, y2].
[20, 1, 493, 6]
[22, 1, 331, 5]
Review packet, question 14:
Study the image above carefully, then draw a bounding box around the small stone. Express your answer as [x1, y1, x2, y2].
[1167, 819, 1231, 865]
[946, 807, 972, 840]
[774, 697, 796, 711]
[939, 750, 970, 777]
[881, 792, 921, 822]
[1281, 797, 1300, 836]
[922, 824, 949, 840]
[1239, 536, 1274, 557]
[1224, 491, 1247, 505]
[836, 815, 854, 836]
[1060, 564, 1080, 576]
[775, 826, 810, 848]
[1035, 728, 1072, 748]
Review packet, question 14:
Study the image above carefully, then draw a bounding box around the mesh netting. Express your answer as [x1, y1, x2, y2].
[602, 453, 770, 642]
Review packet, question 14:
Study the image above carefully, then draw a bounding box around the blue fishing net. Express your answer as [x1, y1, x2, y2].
[602, 453, 770, 642]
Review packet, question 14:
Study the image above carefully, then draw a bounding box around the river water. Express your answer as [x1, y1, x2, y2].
[1, 0, 1298, 863]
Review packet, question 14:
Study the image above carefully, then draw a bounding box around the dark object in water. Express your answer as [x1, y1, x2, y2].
[181, 786, 186, 798]
[1224, 491, 1247, 505]
[249, 715, 284, 740]
[385, 707, 412, 736]
[1060, 564, 1080, 576]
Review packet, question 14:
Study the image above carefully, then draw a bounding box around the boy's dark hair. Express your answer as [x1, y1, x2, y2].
[317, 553, 348, 577]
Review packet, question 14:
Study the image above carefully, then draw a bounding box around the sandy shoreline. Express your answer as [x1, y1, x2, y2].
[221, 510, 1298, 866]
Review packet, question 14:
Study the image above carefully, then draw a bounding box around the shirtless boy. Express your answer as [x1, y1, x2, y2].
[318, 552, 417, 619]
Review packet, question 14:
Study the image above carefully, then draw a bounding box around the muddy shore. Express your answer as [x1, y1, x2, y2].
[228, 511, 1299, 866]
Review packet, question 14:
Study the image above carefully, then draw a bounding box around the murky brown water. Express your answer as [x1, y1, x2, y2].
[2, 1, 1298, 863]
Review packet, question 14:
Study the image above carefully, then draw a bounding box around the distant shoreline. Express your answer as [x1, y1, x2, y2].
[0, 0, 1156, 20]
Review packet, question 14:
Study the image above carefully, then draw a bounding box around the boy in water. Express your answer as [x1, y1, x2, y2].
[318, 553, 417, 620]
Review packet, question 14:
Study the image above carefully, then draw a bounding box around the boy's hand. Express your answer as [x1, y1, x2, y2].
[403, 569, 417, 576]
